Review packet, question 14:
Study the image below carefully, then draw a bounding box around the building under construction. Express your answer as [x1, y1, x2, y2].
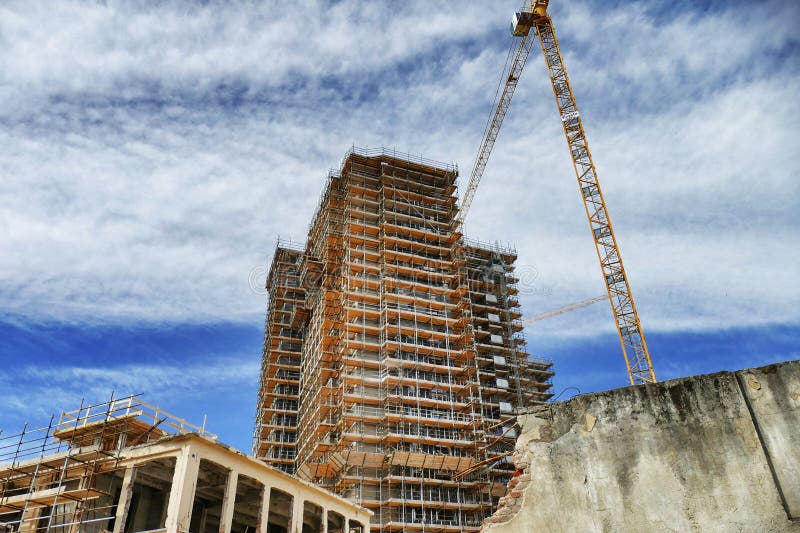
[253, 147, 554, 531]
[0, 395, 370, 532]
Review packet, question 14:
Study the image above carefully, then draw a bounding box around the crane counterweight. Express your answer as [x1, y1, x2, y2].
[511, 11, 534, 36]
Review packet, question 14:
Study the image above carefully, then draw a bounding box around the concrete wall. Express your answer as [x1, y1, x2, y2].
[483, 360, 800, 533]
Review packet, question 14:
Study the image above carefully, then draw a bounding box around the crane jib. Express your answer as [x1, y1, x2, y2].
[456, 31, 535, 224]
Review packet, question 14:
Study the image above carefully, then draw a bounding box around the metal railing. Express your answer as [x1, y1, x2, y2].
[57, 395, 217, 440]
[342, 146, 457, 174]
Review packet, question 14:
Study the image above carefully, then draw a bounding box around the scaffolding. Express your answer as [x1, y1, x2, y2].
[253, 148, 554, 532]
[0, 394, 215, 532]
[253, 243, 306, 473]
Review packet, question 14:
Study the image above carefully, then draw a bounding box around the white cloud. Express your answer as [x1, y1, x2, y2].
[0, 0, 797, 341]
[0, 358, 259, 423]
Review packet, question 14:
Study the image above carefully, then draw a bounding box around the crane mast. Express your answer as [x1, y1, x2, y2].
[459, 0, 657, 385]
[526, 0, 655, 384]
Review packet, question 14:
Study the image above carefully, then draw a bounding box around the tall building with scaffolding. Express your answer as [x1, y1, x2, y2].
[253, 148, 554, 532]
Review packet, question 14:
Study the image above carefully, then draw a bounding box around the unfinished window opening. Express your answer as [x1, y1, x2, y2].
[73, 470, 125, 533]
[27, 468, 87, 532]
[327, 510, 345, 533]
[301, 501, 323, 533]
[28, 503, 70, 533]
[231, 473, 263, 533]
[32, 507, 54, 532]
[124, 457, 176, 533]
[266, 488, 293, 533]
[189, 459, 229, 533]
[348, 519, 365, 533]
[0, 510, 22, 532]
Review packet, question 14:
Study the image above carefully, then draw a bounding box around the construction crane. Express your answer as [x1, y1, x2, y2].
[460, 0, 656, 385]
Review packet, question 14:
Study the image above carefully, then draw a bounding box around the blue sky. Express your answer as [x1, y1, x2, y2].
[1, 0, 798, 453]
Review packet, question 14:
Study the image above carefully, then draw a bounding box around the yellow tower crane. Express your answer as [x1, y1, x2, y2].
[459, 0, 656, 385]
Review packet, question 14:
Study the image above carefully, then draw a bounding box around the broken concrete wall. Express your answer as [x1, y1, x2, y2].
[483, 360, 800, 533]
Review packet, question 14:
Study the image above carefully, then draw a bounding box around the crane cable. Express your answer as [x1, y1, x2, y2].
[479, 34, 517, 150]
[457, 27, 535, 225]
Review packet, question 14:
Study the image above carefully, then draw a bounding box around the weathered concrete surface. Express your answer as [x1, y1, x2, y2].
[740, 363, 800, 517]
[483, 360, 800, 533]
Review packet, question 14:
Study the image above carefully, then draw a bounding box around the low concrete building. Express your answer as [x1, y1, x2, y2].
[483, 360, 800, 532]
[0, 397, 371, 532]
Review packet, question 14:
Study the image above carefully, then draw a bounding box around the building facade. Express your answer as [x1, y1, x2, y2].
[253, 148, 554, 532]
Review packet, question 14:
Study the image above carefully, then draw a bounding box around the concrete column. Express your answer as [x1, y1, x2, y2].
[257, 485, 271, 533]
[20, 476, 49, 532]
[218, 469, 238, 533]
[164, 446, 200, 533]
[112, 465, 138, 533]
[19, 508, 43, 533]
[291, 494, 304, 533]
